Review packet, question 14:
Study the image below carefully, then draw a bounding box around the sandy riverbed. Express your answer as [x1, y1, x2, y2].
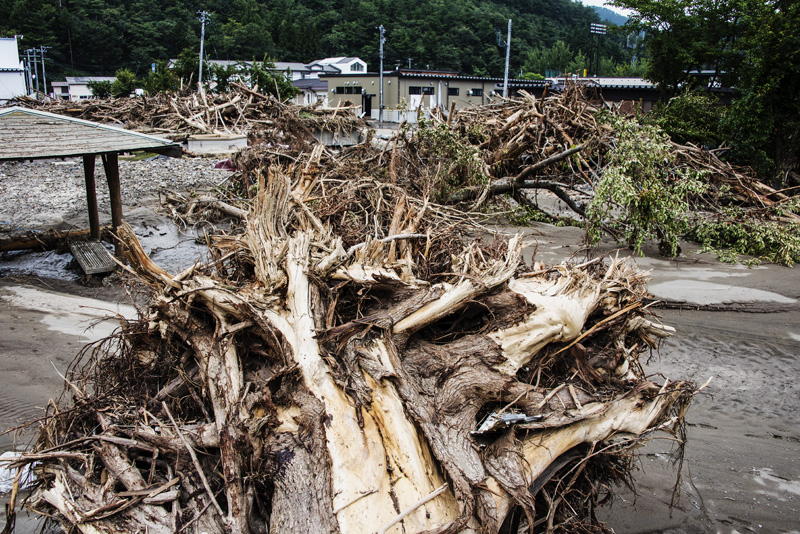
[1, 159, 799, 533]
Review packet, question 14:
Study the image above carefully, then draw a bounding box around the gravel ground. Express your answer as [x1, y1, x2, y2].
[0, 156, 233, 233]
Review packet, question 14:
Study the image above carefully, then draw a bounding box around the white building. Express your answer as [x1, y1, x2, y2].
[305, 57, 367, 79]
[51, 76, 116, 101]
[0, 37, 26, 101]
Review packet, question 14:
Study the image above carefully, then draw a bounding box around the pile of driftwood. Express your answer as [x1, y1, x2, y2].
[4, 158, 696, 533]
[208, 85, 791, 225]
[8, 85, 365, 140]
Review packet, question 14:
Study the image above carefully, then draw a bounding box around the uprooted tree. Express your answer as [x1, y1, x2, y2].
[4, 159, 695, 534]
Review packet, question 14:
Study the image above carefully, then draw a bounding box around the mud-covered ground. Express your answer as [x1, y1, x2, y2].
[1, 158, 799, 533]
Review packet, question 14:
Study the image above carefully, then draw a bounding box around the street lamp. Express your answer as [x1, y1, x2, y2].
[590, 23, 606, 78]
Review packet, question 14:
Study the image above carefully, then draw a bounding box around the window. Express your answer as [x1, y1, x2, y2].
[352, 86, 362, 94]
[335, 86, 346, 94]
[421, 87, 434, 95]
[409, 86, 422, 95]
[350, 63, 364, 72]
[447, 87, 459, 96]
[470, 88, 483, 97]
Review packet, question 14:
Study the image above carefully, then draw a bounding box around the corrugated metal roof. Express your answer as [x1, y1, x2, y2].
[0, 106, 181, 160]
[65, 76, 116, 84]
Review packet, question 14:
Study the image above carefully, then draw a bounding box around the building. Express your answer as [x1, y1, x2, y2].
[0, 37, 26, 101]
[305, 57, 367, 79]
[51, 76, 116, 101]
[168, 57, 367, 83]
[322, 69, 547, 121]
[291, 77, 329, 106]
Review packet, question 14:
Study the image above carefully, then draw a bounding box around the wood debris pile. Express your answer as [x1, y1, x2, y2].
[5, 152, 696, 533]
[8, 85, 366, 142]
[214, 84, 791, 225]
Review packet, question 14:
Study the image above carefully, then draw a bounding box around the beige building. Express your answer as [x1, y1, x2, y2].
[322, 69, 547, 121]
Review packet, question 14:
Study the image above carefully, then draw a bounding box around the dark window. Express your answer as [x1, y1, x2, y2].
[448, 87, 459, 96]
[336, 86, 346, 94]
[352, 86, 362, 94]
[422, 86, 434, 95]
[471, 88, 483, 96]
[409, 86, 422, 95]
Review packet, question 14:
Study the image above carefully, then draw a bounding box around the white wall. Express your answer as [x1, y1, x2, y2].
[0, 38, 26, 100]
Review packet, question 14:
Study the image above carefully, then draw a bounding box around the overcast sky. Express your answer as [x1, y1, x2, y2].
[578, 0, 634, 17]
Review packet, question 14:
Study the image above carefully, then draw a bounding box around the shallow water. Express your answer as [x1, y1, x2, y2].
[0, 221, 210, 282]
[647, 279, 796, 306]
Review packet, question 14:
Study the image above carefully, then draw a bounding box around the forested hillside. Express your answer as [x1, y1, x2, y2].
[0, 0, 633, 79]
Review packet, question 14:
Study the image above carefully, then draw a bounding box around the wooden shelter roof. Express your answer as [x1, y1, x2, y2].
[0, 106, 181, 161]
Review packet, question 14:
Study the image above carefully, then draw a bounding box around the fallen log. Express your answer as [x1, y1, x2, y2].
[0, 227, 112, 252]
[12, 166, 695, 534]
[446, 177, 586, 217]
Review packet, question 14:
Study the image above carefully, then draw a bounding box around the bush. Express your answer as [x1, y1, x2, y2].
[690, 205, 800, 266]
[110, 68, 138, 98]
[87, 80, 112, 99]
[646, 90, 723, 147]
[143, 61, 178, 94]
[245, 58, 299, 101]
[586, 113, 708, 256]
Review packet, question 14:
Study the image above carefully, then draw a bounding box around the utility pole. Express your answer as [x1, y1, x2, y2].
[39, 46, 49, 98]
[503, 19, 511, 98]
[26, 48, 41, 97]
[197, 11, 211, 95]
[24, 49, 33, 95]
[378, 25, 385, 124]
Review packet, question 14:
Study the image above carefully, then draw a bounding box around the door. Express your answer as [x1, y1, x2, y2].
[362, 93, 373, 117]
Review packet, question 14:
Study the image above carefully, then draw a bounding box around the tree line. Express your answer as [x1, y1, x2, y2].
[613, 0, 799, 185]
[0, 0, 633, 81]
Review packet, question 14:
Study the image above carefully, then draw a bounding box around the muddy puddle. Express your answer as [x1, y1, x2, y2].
[0, 221, 210, 282]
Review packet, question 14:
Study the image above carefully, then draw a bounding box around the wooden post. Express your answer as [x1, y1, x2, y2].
[101, 152, 123, 257]
[82, 154, 100, 240]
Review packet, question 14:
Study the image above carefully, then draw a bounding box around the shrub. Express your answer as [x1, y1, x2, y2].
[586, 113, 707, 256]
[110, 69, 138, 98]
[87, 80, 112, 99]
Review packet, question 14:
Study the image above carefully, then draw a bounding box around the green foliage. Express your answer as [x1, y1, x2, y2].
[523, 38, 631, 78]
[244, 59, 299, 101]
[691, 206, 800, 267]
[173, 48, 202, 87]
[718, 91, 775, 177]
[0, 0, 632, 84]
[612, 0, 744, 92]
[509, 206, 555, 225]
[110, 69, 138, 98]
[721, 1, 800, 184]
[143, 61, 178, 94]
[615, 0, 800, 182]
[586, 113, 708, 256]
[646, 90, 723, 147]
[524, 41, 575, 76]
[210, 63, 241, 94]
[87, 80, 112, 99]
[414, 118, 488, 200]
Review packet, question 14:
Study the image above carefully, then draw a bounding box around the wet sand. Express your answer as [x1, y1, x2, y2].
[2, 206, 800, 532]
